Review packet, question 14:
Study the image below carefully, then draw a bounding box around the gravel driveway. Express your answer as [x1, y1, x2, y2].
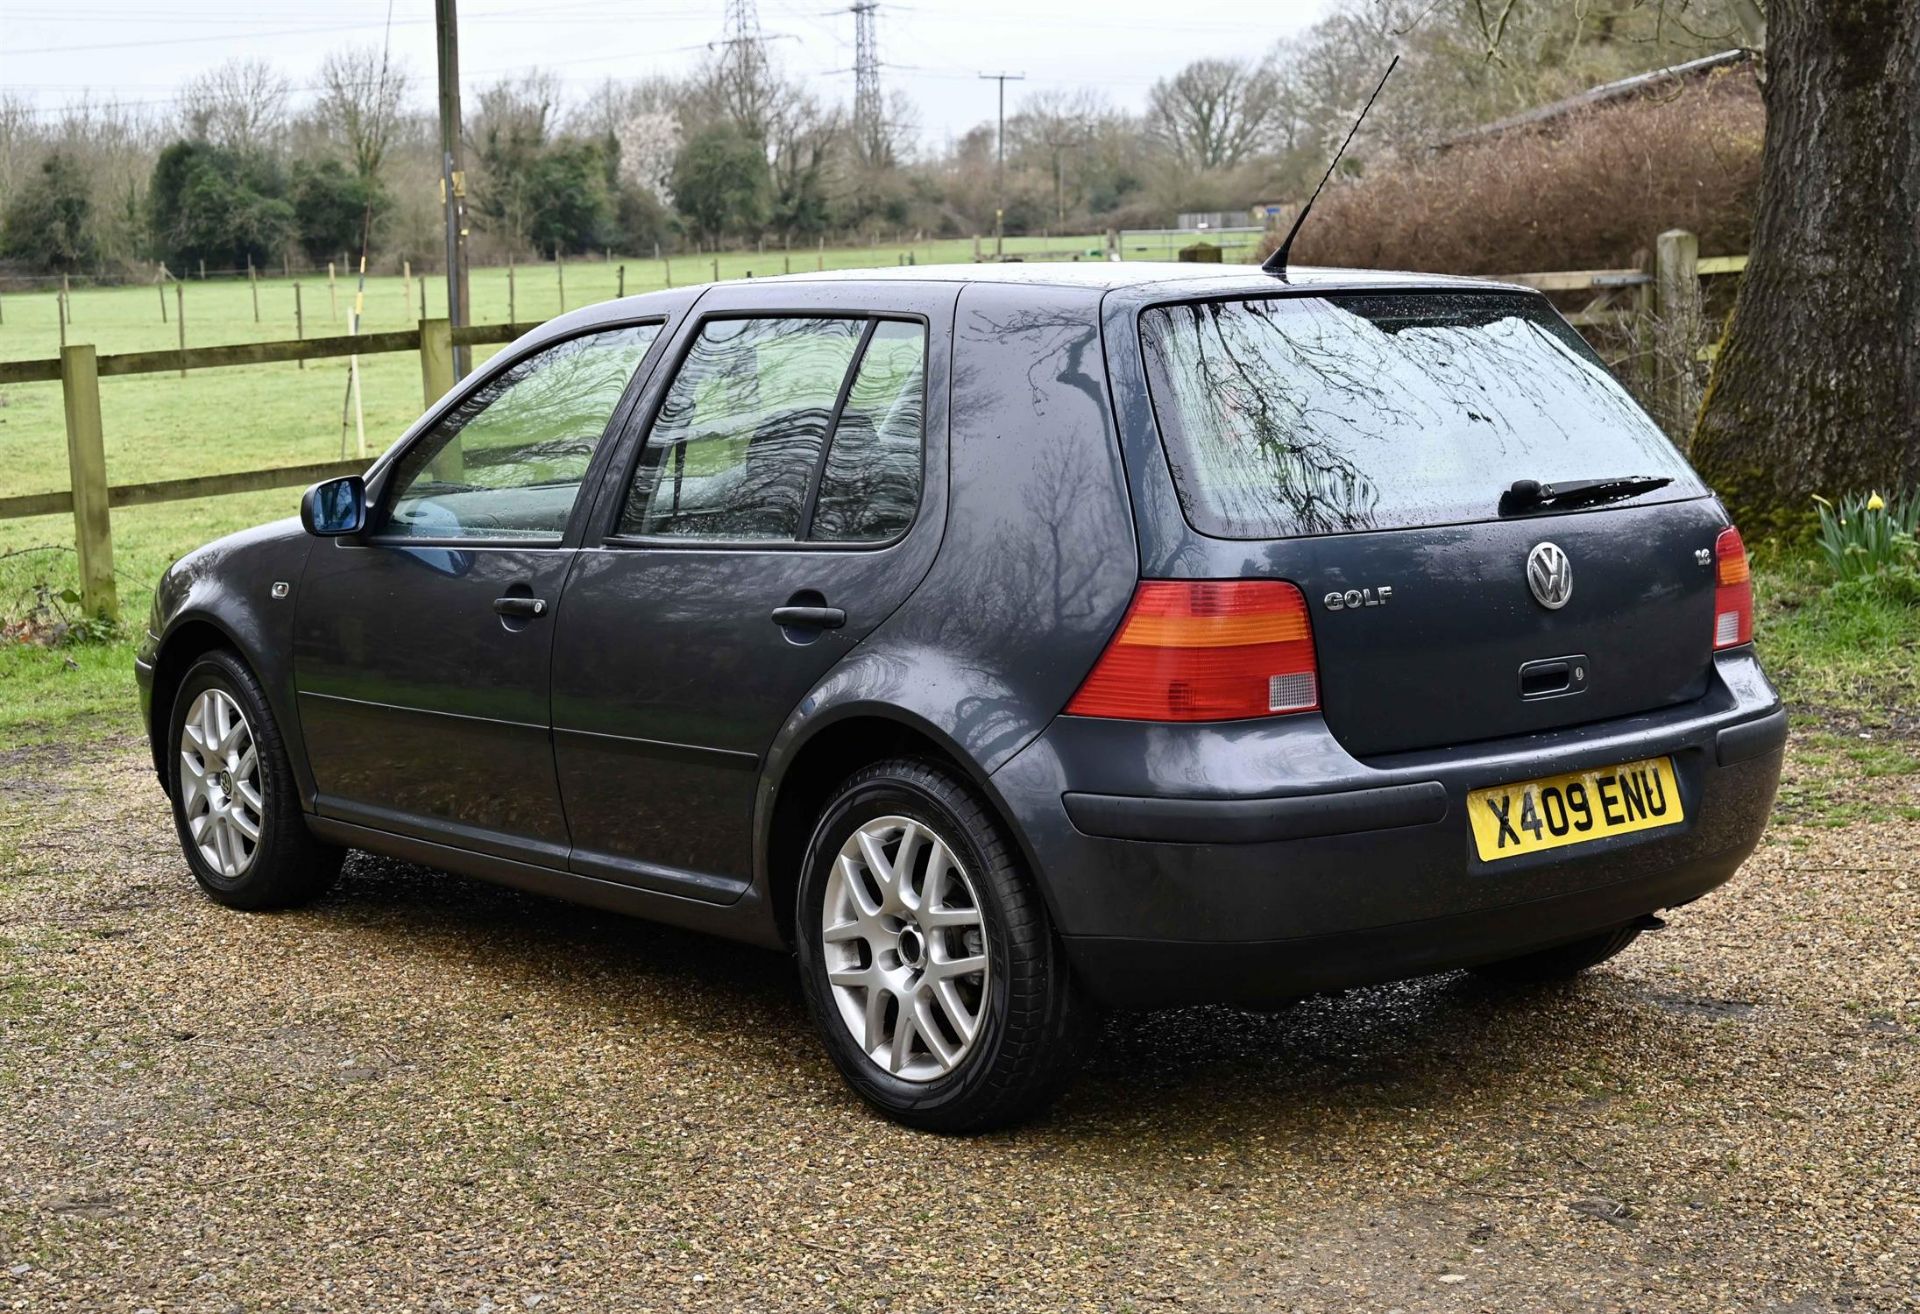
[1, 729, 1915, 1312]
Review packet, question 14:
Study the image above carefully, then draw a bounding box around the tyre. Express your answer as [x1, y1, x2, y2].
[166, 648, 344, 910]
[1470, 923, 1643, 984]
[794, 757, 1098, 1132]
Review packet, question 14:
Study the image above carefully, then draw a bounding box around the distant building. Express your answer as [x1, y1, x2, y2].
[1250, 200, 1298, 229]
[1176, 210, 1253, 232]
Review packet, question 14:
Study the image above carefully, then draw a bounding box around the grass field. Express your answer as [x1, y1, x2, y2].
[0, 233, 1115, 734]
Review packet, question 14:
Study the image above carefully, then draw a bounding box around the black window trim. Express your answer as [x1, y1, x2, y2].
[361, 315, 672, 551]
[598, 309, 930, 554]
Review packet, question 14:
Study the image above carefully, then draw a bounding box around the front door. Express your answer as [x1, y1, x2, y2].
[294, 321, 665, 865]
[550, 287, 954, 895]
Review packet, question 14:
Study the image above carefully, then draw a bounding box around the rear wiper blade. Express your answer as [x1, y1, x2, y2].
[1500, 475, 1672, 515]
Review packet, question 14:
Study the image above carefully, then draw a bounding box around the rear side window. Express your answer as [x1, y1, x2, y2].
[617, 316, 924, 542]
[811, 320, 926, 542]
[1140, 292, 1700, 539]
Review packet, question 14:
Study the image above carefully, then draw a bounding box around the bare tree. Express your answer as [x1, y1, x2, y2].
[1009, 89, 1102, 223]
[465, 72, 563, 253]
[316, 45, 411, 182]
[1146, 57, 1286, 170]
[178, 57, 289, 155]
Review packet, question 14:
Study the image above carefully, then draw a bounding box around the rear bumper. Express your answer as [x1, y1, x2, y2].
[990, 652, 1784, 1007]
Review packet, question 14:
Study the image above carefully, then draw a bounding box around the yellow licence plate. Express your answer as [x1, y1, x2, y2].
[1468, 756, 1683, 862]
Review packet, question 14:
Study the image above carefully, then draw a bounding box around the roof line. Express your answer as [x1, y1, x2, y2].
[1432, 48, 1754, 150]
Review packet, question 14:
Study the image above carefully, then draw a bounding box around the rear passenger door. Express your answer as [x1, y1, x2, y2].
[551, 282, 956, 896]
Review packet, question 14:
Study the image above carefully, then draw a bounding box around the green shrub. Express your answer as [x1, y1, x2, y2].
[1812, 491, 1919, 581]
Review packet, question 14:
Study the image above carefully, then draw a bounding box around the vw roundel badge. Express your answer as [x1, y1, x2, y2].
[1527, 542, 1573, 610]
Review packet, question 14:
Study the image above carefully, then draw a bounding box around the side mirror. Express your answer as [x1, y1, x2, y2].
[301, 475, 366, 537]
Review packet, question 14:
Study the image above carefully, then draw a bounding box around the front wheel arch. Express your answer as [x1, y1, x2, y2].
[148, 618, 245, 781]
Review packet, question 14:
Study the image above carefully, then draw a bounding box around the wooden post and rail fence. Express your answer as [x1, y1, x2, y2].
[0, 230, 1748, 625]
[0, 318, 536, 622]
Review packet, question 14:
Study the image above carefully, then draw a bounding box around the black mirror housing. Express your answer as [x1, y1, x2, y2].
[301, 475, 367, 537]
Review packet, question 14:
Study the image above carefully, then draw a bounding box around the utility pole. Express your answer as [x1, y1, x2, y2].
[852, 2, 882, 166]
[979, 71, 1024, 257]
[436, 0, 472, 379]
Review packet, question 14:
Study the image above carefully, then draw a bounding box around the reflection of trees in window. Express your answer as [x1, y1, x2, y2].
[1143, 294, 1683, 538]
[812, 322, 926, 542]
[454, 327, 659, 486]
[384, 323, 658, 539]
[622, 317, 868, 540]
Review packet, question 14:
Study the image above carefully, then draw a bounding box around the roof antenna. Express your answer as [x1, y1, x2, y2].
[1263, 55, 1399, 279]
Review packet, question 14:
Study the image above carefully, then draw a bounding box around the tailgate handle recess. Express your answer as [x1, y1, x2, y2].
[1519, 654, 1589, 700]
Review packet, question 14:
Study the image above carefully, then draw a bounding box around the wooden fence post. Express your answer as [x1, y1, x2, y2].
[328, 261, 338, 320]
[294, 283, 305, 370]
[1630, 247, 1654, 401]
[617, 264, 626, 298]
[556, 250, 566, 311]
[61, 343, 117, 622]
[158, 264, 170, 323]
[176, 282, 187, 378]
[248, 255, 260, 322]
[419, 318, 462, 482]
[1653, 229, 1702, 445]
[419, 316, 455, 407]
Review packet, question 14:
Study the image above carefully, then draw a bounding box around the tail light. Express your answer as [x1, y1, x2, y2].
[1065, 580, 1319, 722]
[1713, 526, 1753, 649]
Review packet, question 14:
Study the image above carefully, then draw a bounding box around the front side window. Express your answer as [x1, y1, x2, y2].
[382, 323, 660, 542]
[1140, 293, 1702, 539]
[617, 316, 925, 543]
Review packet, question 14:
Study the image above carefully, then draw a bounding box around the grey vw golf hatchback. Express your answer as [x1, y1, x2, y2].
[138, 263, 1785, 1130]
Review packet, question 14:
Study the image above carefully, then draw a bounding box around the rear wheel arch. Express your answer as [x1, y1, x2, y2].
[762, 712, 1039, 948]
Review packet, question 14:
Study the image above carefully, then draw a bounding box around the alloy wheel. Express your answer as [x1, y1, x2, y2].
[178, 688, 263, 879]
[820, 815, 990, 1082]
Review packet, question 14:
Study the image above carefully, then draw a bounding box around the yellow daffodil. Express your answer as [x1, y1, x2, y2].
[1867, 492, 1885, 511]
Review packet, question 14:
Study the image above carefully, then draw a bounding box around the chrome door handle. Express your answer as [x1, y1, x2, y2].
[770, 605, 846, 629]
[493, 596, 549, 618]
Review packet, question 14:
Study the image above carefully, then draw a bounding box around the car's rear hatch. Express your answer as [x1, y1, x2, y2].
[1137, 287, 1725, 759]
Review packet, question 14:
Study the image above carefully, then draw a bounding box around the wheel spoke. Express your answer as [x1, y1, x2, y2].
[887, 1001, 917, 1073]
[922, 903, 981, 930]
[228, 807, 260, 842]
[932, 979, 979, 1045]
[821, 918, 866, 944]
[862, 985, 889, 1054]
[235, 780, 264, 815]
[927, 952, 986, 982]
[913, 994, 959, 1070]
[893, 821, 923, 909]
[855, 828, 897, 902]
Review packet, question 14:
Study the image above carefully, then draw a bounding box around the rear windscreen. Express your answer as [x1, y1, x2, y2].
[1139, 292, 1702, 539]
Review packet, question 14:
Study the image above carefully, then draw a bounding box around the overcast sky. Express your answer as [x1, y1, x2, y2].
[4, 0, 1336, 148]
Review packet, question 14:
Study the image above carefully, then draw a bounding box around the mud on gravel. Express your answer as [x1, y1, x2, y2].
[1, 730, 1915, 1312]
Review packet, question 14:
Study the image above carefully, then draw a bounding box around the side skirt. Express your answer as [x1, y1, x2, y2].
[304, 814, 786, 950]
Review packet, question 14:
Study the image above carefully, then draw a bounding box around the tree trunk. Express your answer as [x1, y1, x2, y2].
[1691, 1, 1920, 534]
